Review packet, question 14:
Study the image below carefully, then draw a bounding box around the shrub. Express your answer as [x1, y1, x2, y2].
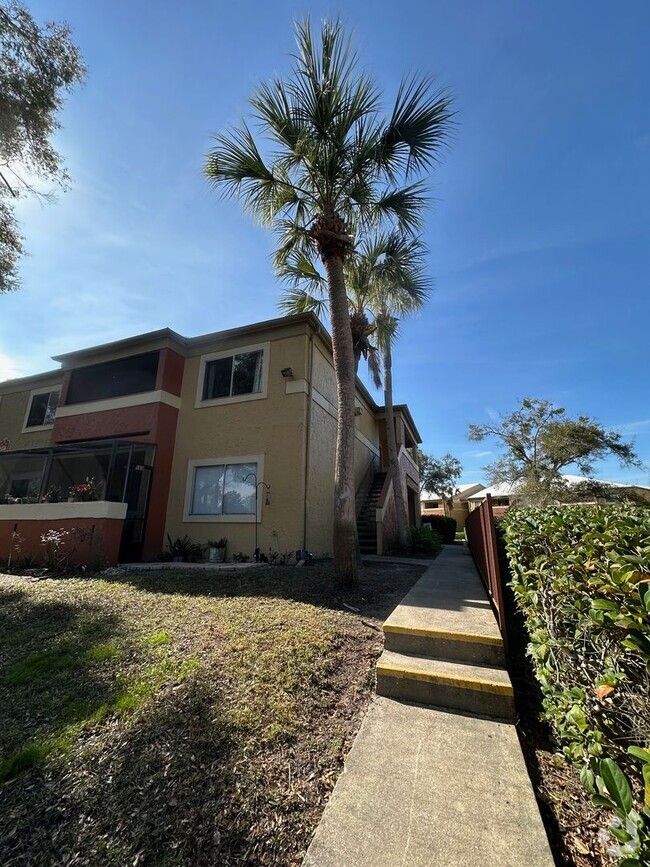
[409, 525, 443, 556]
[165, 534, 201, 561]
[422, 514, 456, 544]
[503, 504, 650, 860]
[41, 527, 91, 573]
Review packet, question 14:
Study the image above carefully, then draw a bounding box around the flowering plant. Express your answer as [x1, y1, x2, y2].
[68, 477, 100, 502]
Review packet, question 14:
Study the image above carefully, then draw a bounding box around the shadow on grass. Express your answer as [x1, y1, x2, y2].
[0, 584, 128, 778]
[0, 670, 300, 866]
[99, 561, 425, 621]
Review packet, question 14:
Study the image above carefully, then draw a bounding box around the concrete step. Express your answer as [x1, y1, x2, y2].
[376, 649, 515, 721]
[383, 623, 505, 666]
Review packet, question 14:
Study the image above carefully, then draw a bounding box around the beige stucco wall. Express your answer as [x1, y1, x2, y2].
[0, 375, 63, 451]
[165, 332, 309, 560]
[305, 340, 380, 555]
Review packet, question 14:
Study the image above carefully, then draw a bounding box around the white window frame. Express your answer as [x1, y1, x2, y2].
[195, 341, 270, 408]
[183, 454, 265, 523]
[22, 386, 61, 433]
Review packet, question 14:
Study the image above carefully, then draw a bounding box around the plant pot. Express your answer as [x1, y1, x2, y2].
[208, 547, 225, 563]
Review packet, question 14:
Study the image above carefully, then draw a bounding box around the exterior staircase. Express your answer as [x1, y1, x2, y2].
[376, 546, 515, 720]
[357, 472, 386, 555]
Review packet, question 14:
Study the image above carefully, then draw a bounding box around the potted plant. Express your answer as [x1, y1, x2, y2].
[206, 538, 227, 563]
[166, 534, 199, 563]
[69, 476, 101, 502]
[44, 485, 64, 503]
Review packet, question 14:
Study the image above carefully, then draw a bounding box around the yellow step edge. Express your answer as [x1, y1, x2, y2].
[383, 623, 503, 647]
[376, 662, 514, 696]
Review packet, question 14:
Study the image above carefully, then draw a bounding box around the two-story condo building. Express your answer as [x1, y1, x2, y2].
[0, 313, 421, 566]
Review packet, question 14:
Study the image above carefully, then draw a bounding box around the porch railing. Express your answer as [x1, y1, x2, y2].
[465, 493, 507, 650]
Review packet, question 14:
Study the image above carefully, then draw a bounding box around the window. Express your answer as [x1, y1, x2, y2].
[196, 343, 268, 406]
[66, 351, 160, 404]
[202, 351, 263, 400]
[184, 456, 263, 522]
[424, 500, 440, 509]
[25, 390, 59, 429]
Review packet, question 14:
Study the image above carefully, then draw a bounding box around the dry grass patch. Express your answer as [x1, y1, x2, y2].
[0, 561, 424, 866]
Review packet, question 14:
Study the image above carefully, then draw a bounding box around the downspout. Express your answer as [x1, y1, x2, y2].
[302, 324, 316, 550]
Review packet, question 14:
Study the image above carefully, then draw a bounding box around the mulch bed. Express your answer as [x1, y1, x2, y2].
[0, 560, 425, 867]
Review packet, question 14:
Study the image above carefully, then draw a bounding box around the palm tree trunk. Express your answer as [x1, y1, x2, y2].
[382, 340, 410, 548]
[323, 253, 358, 585]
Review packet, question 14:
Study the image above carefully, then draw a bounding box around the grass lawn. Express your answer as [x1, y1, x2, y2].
[0, 560, 425, 866]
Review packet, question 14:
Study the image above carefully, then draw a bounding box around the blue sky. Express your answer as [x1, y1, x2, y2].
[2, 0, 649, 485]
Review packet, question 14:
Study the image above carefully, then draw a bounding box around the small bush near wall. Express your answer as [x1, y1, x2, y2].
[409, 526, 442, 556]
[421, 515, 457, 544]
[503, 505, 650, 862]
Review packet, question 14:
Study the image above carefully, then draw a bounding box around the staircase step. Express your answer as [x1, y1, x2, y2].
[383, 623, 505, 666]
[376, 649, 514, 721]
[356, 471, 386, 557]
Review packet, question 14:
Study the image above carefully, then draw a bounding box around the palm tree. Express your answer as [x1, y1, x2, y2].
[281, 232, 429, 549]
[204, 18, 452, 583]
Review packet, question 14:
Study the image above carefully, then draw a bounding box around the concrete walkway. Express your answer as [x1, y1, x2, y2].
[303, 546, 554, 867]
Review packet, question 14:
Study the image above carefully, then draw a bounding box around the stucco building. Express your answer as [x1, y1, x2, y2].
[0, 314, 421, 566]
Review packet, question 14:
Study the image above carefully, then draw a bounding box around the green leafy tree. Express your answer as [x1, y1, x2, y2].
[281, 232, 431, 548]
[418, 451, 462, 515]
[0, 1, 86, 292]
[469, 397, 643, 506]
[204, 18, 452, 583]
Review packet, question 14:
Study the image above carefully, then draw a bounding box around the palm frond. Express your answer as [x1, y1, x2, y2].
[374, 310, 400, 352]
[205, 18, 453, 289]
[278, 286, 328, 317]
[366, 346, 383, 389]
[372, 181, 429, 234]
[272, 220, 312, 270]
[277, 248, 326, 290]
[251, 77, 307, 155]
[205, 124, 297, 223]
[377, 77, 454, 179]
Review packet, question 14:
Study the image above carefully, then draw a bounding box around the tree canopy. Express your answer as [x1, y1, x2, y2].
[0, 0, 85, 292]
[418, 451, 463, 513]
[469, 398, 643, 505]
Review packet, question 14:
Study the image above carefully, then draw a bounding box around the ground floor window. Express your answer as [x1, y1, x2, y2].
[190, 461, 256, 516]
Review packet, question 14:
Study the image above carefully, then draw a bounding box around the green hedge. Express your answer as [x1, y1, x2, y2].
[422, 515, 457, 544]
[503, 505, 650, 862]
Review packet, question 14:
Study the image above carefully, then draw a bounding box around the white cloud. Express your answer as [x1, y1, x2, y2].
[0, 351, 20, 382]
[614, 419, 650, 434]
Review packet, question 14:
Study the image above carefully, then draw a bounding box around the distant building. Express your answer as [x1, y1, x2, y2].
[464, 475, 650, 515]
[421, 483, 485, 529]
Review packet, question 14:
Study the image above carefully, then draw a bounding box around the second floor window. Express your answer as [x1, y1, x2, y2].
[26, 390, 59, 428]
[202, 350, 263, 401]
